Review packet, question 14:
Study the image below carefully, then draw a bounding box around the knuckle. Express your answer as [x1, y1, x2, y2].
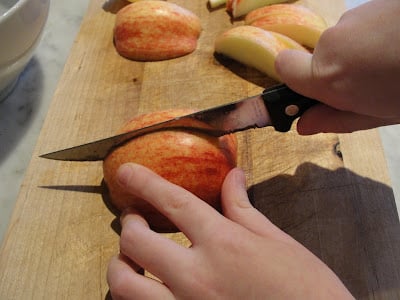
[313, 28, 340, 79]
[125, 164, 150, 190]
[119, 220, 142, 252]
[312, 26, 351, 102]
[161, 191, 192, 218]
[208, 222, 240, 247]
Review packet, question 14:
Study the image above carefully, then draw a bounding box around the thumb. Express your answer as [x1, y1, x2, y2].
[221, 168, 295, 243]
[275, 49, 321, 100]
[297, 104, 400, 135]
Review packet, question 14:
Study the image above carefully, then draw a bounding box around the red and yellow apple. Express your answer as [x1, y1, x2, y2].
[227, 0, 288, 18]
[103, 109, 238, 232]
[114, 1, 202, 61]
[245, 4, 327, 48]
[214, 25, 307, 81]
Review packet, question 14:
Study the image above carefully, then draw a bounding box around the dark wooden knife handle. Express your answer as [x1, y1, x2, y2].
[261, 84, 318, 132]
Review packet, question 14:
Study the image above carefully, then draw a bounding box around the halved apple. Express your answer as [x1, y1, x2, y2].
[114, 1, 202, 61]
[245, 4, 327, 48]
[103, 109, 238, 232]
[228, 0, 288, 18]
[214, 25, 307, 81]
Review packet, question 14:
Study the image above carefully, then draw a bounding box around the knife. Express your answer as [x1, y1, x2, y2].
[40, 84, 318, 161]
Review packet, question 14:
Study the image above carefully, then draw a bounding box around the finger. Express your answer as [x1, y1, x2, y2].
[297, 104, 399, 135]
[275, 49, 321, 100]
[221, 168, 296, 244]
[107, 254, 174, 300]
[119, 212, 192, 284]
[117, 163, 223, 243]
[119, 252, 145, 275]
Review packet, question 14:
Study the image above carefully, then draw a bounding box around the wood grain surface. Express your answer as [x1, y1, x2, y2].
[0, 0, 399, 299]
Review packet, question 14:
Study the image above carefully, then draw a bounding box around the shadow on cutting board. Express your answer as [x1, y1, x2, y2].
[213, 53, 279, 88]
[248, 163, 400, 299]
[102, 0, 130, 14]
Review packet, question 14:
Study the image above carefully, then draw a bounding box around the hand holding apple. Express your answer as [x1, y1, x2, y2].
[107, 164, 354, 299]
[114, 1, 202, 61]
[103, 109, 237, 232]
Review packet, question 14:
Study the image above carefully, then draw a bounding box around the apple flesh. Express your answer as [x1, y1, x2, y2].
[245, 4, 327, 48]
[114, 1, 202, 61]
[103, 109, 238, 232]
[214, 25, 307, 81]
[209, 0, 227, 9]
[227, 0, 288, 18]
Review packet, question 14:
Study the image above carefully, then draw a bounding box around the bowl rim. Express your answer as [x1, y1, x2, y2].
[0, 0, 34, 22]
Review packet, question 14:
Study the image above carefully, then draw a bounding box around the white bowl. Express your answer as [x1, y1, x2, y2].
[0, 0, 50, 101]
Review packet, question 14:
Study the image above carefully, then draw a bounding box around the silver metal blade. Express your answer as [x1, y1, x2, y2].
[40, 94, 271, 161]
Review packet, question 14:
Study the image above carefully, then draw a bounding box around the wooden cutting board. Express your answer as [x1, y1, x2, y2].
[1, 0, 399, 298]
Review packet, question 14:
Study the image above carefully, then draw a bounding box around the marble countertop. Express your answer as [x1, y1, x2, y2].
[0, 0, 91, 241]
[0, 0, 399, 242]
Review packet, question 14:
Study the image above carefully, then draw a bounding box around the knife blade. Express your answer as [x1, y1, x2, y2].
[40, 84, 318, 161]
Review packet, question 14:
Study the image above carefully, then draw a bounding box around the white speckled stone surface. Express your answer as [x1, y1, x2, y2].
[0, 0, 90, 241]
[1, 0, 398, 243]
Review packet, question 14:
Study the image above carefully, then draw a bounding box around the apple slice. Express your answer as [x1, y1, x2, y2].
[245, 4, 327, 48]
[228, 0, 288, 18]
[214, 25, 307, 81]
[114, 1, 202, 61]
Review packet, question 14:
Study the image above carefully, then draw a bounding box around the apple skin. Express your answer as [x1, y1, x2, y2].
[214, 25, 307, 81]
[245, 4, 327, 48]
[103, 109, 238, 232]
[227, 0, 288, 18]
[114, 1, 202, 61]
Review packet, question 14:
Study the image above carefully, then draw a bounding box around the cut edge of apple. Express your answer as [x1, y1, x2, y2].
[269, 31, 309, 52]
[230, 0, 289, 18]
[214, 25, 308, 82]
[254, 23, 324, 48]
[209, 0, 227, 9]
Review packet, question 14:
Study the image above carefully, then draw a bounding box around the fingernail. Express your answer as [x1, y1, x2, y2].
[120, 207, 138, 224]
[235, 168, 247, 190]
[233, 168, 252, 207]
[274, 49, 288, 76]
[117, 163, 134, 187]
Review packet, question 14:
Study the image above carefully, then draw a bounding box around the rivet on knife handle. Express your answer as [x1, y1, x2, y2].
[262, 85, 318, 132]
